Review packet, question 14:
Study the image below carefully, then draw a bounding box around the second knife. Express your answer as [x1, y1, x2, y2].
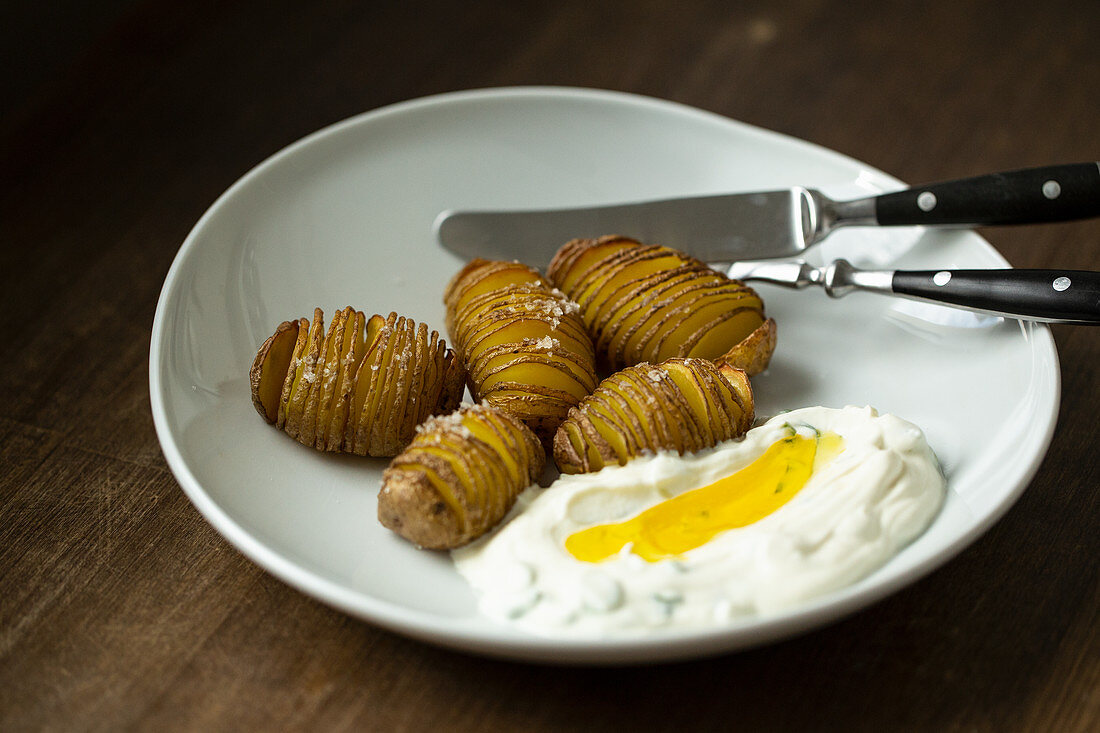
[725, 259, 1100, 325]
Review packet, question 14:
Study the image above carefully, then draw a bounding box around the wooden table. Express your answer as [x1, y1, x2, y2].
[2, 1, 1097, 729]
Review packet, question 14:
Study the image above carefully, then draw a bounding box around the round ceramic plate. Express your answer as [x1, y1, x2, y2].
[150, 87, 1059, 664]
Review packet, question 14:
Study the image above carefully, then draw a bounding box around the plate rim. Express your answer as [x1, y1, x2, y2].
[149, 85, 1061, 664]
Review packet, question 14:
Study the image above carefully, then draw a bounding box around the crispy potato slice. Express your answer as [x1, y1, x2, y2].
[397, 322, 431, 446]
[474, 348, 595, 400]
[716, 362, 754, 434]
[324, 308, 366, 452]
[552, 357, 755, 474]
[599, 372, 662, 450]
[444, 260, 543, 332]
[628, 365, 700, 453]
[546, 236, 775, 374]
[361, 313, 403, 455]
[715, 317, 778, 377]
[284, 309, 325, 440]
[276, 318, 311, 430]
[616, 274, 720, 365]
[432, 334, 465, 420]
[378, 317, 416, 456]
[379, 404, 545, 549]
[250, 308, 465, 457]
[347, 313, 389, 452]
[662, 359, 720, 447]
[310, 308, 348, 449]
[373, 316, 408, 454]
[250, 319, 300, 423]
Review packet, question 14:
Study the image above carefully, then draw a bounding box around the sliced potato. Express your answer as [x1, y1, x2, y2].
[249, 308, 465, 457]
[250, 319, 300, 423]
[323, 308, 367, 452]
[546, 235, 776, 374]
[552, 357, 755, 474]
[276, 317, 311, 430]
[444, 259, 598, 443]
[347, 313, 391, 453]
[304, 308, 345, 448]
[283, 309, 325, 441]
[378, 403, 545, 549]
[715, 317, 777, 377]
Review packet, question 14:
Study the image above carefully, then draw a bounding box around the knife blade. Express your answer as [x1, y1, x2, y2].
[434, 163, 1100, 267]
[435, 188, 824, 268]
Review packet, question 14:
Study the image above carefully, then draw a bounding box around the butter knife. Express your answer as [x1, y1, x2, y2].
[435, 163, 1100, 267]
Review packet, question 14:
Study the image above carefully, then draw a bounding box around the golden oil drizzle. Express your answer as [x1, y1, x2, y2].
[565, 430, 844, 563]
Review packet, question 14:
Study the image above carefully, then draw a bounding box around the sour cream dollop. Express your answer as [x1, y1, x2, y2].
[452, 406, 946, 636]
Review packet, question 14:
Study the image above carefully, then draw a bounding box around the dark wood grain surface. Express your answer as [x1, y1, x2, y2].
[2, 1, 1097, 730]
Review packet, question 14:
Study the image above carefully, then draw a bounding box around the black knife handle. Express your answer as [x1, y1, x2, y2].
[875, 163, 1100, 227]
[891, 268, 1100, 323]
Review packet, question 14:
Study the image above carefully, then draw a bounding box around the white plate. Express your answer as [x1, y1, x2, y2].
[150, 87, 1059, 664]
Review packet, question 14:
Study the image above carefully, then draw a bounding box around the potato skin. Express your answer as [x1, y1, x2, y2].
[552, 357, 755, 474]
[378, 404, 546, 550]
[377, 454, 466, 550]
[715, 317, 777, 377]
[546, 235, 775, 374]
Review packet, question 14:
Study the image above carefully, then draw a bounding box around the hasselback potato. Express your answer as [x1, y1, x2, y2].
[546, 235, 776, 374]
[444, 259, 598, 443]
[552, 357, 755, 474]
[378, 403, 546, 549]
[249, 307, 465, 457]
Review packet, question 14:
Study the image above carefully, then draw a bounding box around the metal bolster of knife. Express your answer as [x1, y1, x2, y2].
[804, 190, 878, 246]
[724, 259, 893, 298]
[821, 259, 894, 297]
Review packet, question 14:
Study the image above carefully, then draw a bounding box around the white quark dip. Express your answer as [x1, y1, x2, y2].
[452, 406, 946, 637]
